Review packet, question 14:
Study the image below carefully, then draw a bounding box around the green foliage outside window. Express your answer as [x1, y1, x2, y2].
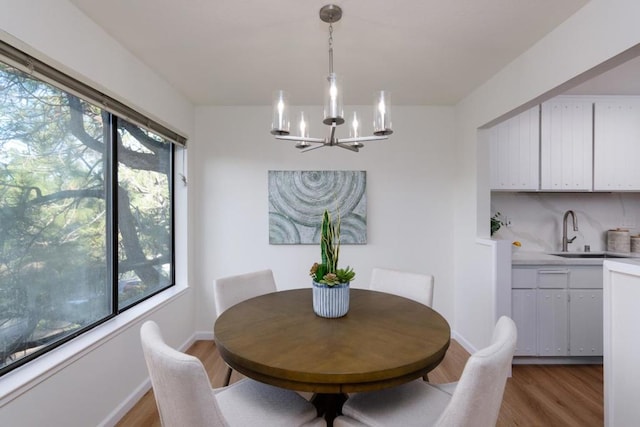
[0, 61, 174, 374]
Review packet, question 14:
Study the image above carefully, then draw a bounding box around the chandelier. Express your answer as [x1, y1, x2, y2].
[270, 4, 393, 153]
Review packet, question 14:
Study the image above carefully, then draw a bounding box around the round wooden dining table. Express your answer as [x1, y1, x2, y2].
[214, 288, 450, 424]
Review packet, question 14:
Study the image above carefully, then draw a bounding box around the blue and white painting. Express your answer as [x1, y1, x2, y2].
[268, 170, 367, 244]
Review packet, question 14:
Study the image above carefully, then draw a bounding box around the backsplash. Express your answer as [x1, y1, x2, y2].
[491, 192, 640, 252]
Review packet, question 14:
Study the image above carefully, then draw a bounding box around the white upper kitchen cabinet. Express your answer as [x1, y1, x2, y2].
[541, 98, 593, 191]
[489, 106, 539, 190]
[594, 97, 640, 191]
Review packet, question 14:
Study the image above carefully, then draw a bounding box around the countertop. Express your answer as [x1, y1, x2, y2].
[512, 251, 640, 266]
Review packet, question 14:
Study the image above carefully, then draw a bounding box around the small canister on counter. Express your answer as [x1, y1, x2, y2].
[631, 235, 640, 253]
[608, 228, 630, 253]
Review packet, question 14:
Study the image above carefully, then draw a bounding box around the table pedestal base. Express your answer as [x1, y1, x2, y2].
[311, 393, 348, 426]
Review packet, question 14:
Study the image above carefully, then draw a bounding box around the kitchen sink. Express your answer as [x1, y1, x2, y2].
[551, 252, 630, 259]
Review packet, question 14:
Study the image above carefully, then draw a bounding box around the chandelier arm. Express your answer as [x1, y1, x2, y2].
[301, 143, 328, 153]
[335, 143, 360, 153]
[337, 135, 389, 144]
[275, 135, 326, 143]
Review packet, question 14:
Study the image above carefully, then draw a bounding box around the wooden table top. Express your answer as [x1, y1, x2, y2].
[214, 288, 451, 393]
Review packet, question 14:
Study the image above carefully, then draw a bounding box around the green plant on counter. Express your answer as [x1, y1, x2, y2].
[309, 209, 356, 286]
[491, 212, 509, 236]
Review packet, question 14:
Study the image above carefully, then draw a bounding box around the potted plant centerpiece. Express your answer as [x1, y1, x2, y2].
[310, 209, 356, 318]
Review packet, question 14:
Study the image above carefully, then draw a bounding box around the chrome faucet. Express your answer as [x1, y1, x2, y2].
[562, 210, 579, 252]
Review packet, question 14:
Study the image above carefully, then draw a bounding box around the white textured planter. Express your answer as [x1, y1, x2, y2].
[312, 281, 350, 318]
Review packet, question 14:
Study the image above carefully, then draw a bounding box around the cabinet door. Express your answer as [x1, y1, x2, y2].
[594, 99, 640, 190]
[512, 289, 537, 356]
[541, 99, 593, 191]
[569, 289, 603, 356]
[489, 106, 540, 190]
[537, 289, 568, 356]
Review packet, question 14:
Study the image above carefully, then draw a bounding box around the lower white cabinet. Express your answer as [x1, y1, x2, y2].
[512, 289, 537, 356]
[537, 289, 569, 356]
[568, 289, 603, 355]
[511, 265, 603, 358]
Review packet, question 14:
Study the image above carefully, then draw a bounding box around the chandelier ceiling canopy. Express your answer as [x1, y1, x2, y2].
[270, 4, 393, 153]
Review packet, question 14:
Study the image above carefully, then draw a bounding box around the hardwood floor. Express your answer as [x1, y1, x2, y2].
[117, 340, 603, 426]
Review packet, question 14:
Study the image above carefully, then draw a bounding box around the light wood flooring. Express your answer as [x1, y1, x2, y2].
[117, 340, 603, 426]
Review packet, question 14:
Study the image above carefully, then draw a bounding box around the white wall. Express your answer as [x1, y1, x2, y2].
[0, 1, 195, 426]
[454, 0, 640, 350]
[191, 105, 456, 331]
[492, 192, 640, 252]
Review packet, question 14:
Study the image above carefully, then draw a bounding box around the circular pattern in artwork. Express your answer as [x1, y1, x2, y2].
[268, 212, 301, 244]
[268, 171, 366, 244]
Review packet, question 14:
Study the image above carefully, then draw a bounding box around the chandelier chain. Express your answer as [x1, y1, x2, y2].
[328, 23, 334, 74]
[328, 23, 333, 49]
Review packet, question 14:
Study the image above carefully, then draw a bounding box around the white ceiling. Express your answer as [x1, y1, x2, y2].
[69, 0, 590, 106]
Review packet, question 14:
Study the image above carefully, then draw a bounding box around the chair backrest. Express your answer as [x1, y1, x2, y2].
[435, 316, 517, 427]
[214, 269, 277, 316]
[370, 267, 434, 307]
[140, 321, 227, 427]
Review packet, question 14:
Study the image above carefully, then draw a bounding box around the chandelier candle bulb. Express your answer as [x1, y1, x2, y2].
[324, 73, 344, 124]
[298, 111, 309, 138]
[349, 112, 364, 148]
[350, 112, 360, 138]
[271, 90, 290, 135]
[374, 90, 393, 136]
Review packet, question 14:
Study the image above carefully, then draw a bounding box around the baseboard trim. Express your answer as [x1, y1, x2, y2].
[451, 329, 478, 355]
[194, 330, 214, 341]
[99, 378, 152, 427]
[513, 356, 603, 365]
[100, 331, 200, 427]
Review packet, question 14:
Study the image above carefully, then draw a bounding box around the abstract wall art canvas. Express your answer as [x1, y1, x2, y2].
[268, 170, 366, 244]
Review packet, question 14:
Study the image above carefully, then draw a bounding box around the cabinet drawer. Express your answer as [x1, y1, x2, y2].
[512, 268, 537, 288]
[569, 266, 603, 289]
[513, 267, 571, 288]
[537, 269, 570, 288]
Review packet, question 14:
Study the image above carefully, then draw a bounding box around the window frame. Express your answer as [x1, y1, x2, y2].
[0, 45, 180, 377]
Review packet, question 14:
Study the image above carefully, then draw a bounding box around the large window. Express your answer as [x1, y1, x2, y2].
[0, 59, 175, 375]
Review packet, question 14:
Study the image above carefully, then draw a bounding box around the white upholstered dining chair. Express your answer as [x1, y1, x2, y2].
[140, 321, 323, 427]
[333, 316, 517, 427]
[370, 267, 435, 380]
[214, 269, 277, 385]
[369, 267, 434, 307]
